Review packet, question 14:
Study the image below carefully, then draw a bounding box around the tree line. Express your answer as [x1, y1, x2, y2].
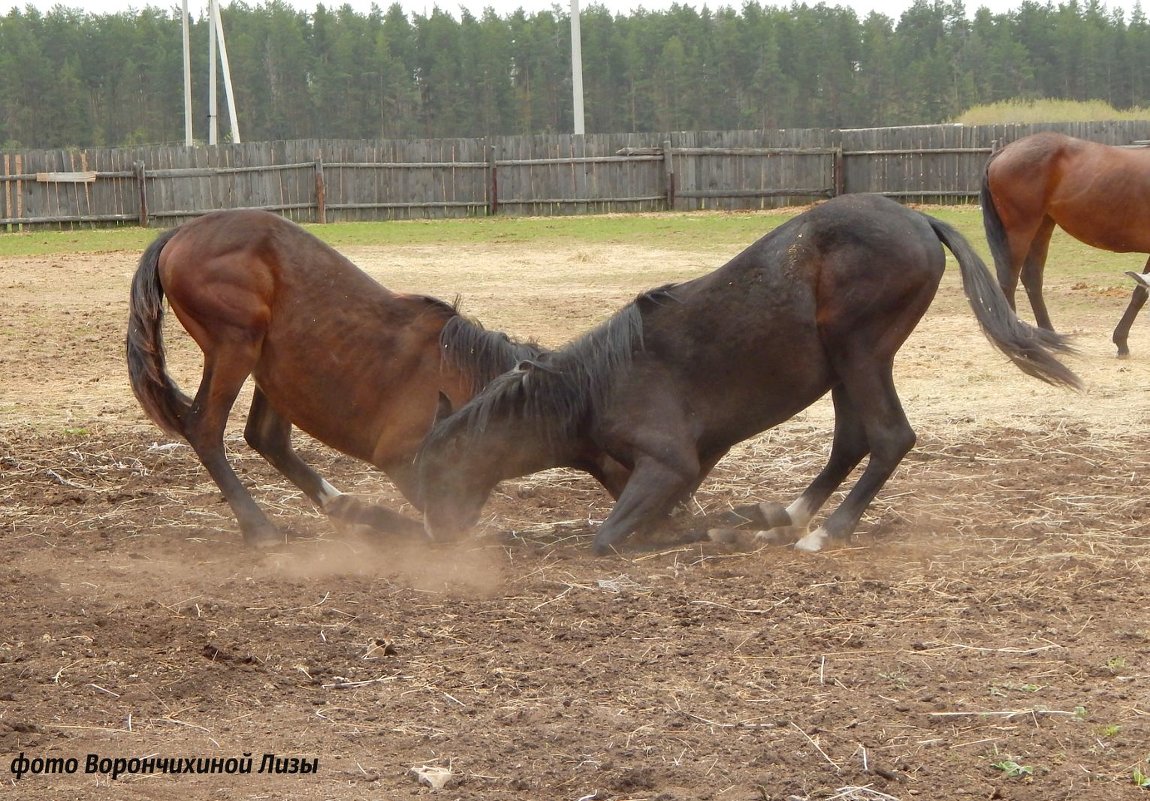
[1, 0, 1147, 149]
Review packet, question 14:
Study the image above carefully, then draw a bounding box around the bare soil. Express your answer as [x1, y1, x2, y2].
[2, 224, 1149, 800]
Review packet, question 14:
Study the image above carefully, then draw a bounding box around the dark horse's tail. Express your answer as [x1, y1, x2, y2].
[979, 157, 1014, 292]
[927, 217, 1080, 390]
[126, 228, 193, 435]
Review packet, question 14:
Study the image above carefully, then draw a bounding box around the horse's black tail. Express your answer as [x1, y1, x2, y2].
[126, 227, 193, 435]
[980, 159, 1015, 293]
[927, 217, 1081, 390]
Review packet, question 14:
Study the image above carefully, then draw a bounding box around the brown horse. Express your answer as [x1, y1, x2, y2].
[416, 194, 1079, 555]
[127, 209, 610, 546]
[981, 132, 1150, 356]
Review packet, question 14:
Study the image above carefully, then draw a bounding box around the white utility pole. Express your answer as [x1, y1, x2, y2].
[570, 0, 585, 135]
[207, 0, 241, 144]
[208, 0, 217, 143]
[182, 0, 192, 145]
[213, 0, 241, 143]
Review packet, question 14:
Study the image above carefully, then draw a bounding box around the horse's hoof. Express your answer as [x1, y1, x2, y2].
[242, 525, 285, 549]
[591, 538, 616, 556]
[326, 494, 424, 537]
[324, 493, 363, 520]
[707, 527, 797, 549]
[721, 501, 790, 530]
[706, 527, 741, 546]
[752, 529, 793, 546]
[794, 528, 829, 553]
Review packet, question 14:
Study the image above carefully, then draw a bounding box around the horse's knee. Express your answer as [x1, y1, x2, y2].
[873, 424, 915, 466]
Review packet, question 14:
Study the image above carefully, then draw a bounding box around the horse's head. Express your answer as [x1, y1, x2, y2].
[417, 356, 592, 540]
[415, 381, 522, 541]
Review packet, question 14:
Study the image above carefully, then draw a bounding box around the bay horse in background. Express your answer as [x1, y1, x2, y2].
[981, 132, 1150, 356]
[417, 194, 1080, 556]
[127, 209, 626, 547]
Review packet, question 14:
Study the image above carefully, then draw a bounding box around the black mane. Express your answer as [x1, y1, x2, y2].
[434, 284, 679, 448]
[438, 302, 546, 392]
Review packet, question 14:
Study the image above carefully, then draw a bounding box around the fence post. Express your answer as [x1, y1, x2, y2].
[833, 147, 844, 197]
[662, 140, 675, 210]
[3, 154, 10, 230]
[315, 158, 326, 224]
[487, 143, 499, 216]
[134, 161, 148, 227]
[15, 154, 23, 226]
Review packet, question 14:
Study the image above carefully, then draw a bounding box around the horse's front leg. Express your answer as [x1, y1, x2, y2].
[591, 452, 700, 556]
[243, 389, 424, 537]
[326, 463, 426, 538]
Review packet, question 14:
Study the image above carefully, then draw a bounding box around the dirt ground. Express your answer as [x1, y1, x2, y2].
[2, 217, 1149, 801]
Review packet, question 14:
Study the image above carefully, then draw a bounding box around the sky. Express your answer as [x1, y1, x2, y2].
[10, 0, 1082, 20]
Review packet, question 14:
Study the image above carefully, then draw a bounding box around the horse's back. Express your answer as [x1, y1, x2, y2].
[714, 194, 944, 303]
[630, 195, 945, 445]
[161, 210, 386, 308]
[988, 134, 1150, 250]
[155, 209, 460, 465]
[757, 194, 944, 349]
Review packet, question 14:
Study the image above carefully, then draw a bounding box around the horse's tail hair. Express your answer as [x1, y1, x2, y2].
[126, 227, 192, 435]
[979, 159, 1014, 292]
[927, 216, 1081, 390]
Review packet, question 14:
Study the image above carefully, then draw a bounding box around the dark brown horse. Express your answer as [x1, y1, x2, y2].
[981, 132, 1150, 356]
[417, 194, 1079, 555]
[127, 209, 592, 547]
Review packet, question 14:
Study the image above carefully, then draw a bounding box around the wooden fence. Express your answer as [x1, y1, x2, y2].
[3, 120, 1149, 230]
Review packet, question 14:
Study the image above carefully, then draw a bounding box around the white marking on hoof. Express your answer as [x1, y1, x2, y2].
[1127, 270, 1150, 291]
[317, 481, 344, 509]
[794, 527, 830, 552]
[752, 529, 791, 546]
[785, 498, 814, 529]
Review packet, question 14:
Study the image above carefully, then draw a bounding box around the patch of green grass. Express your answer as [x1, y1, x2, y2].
[1134, 764, 1150, 788]
[0, 204, 1139, 296]
[879, 670, 910, 690]
[989, 680, 1041, 697]
[991, 758, 1034, 779]
[0, 225, 156, 257]
[0, 210, 796, 258]
[311, 211, 795, 253]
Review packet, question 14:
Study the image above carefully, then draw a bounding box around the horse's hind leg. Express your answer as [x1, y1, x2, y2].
[184, 356, 282, 547]
[1019, 218, 1057, 330]
[718, 385, 870, 545]
[1112, 255, 1150, 357]
[243, 389, 424, 537]
[794, 365, 915, 553]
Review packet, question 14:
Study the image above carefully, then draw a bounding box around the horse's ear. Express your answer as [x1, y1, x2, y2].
[435, 391, 454, 424]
